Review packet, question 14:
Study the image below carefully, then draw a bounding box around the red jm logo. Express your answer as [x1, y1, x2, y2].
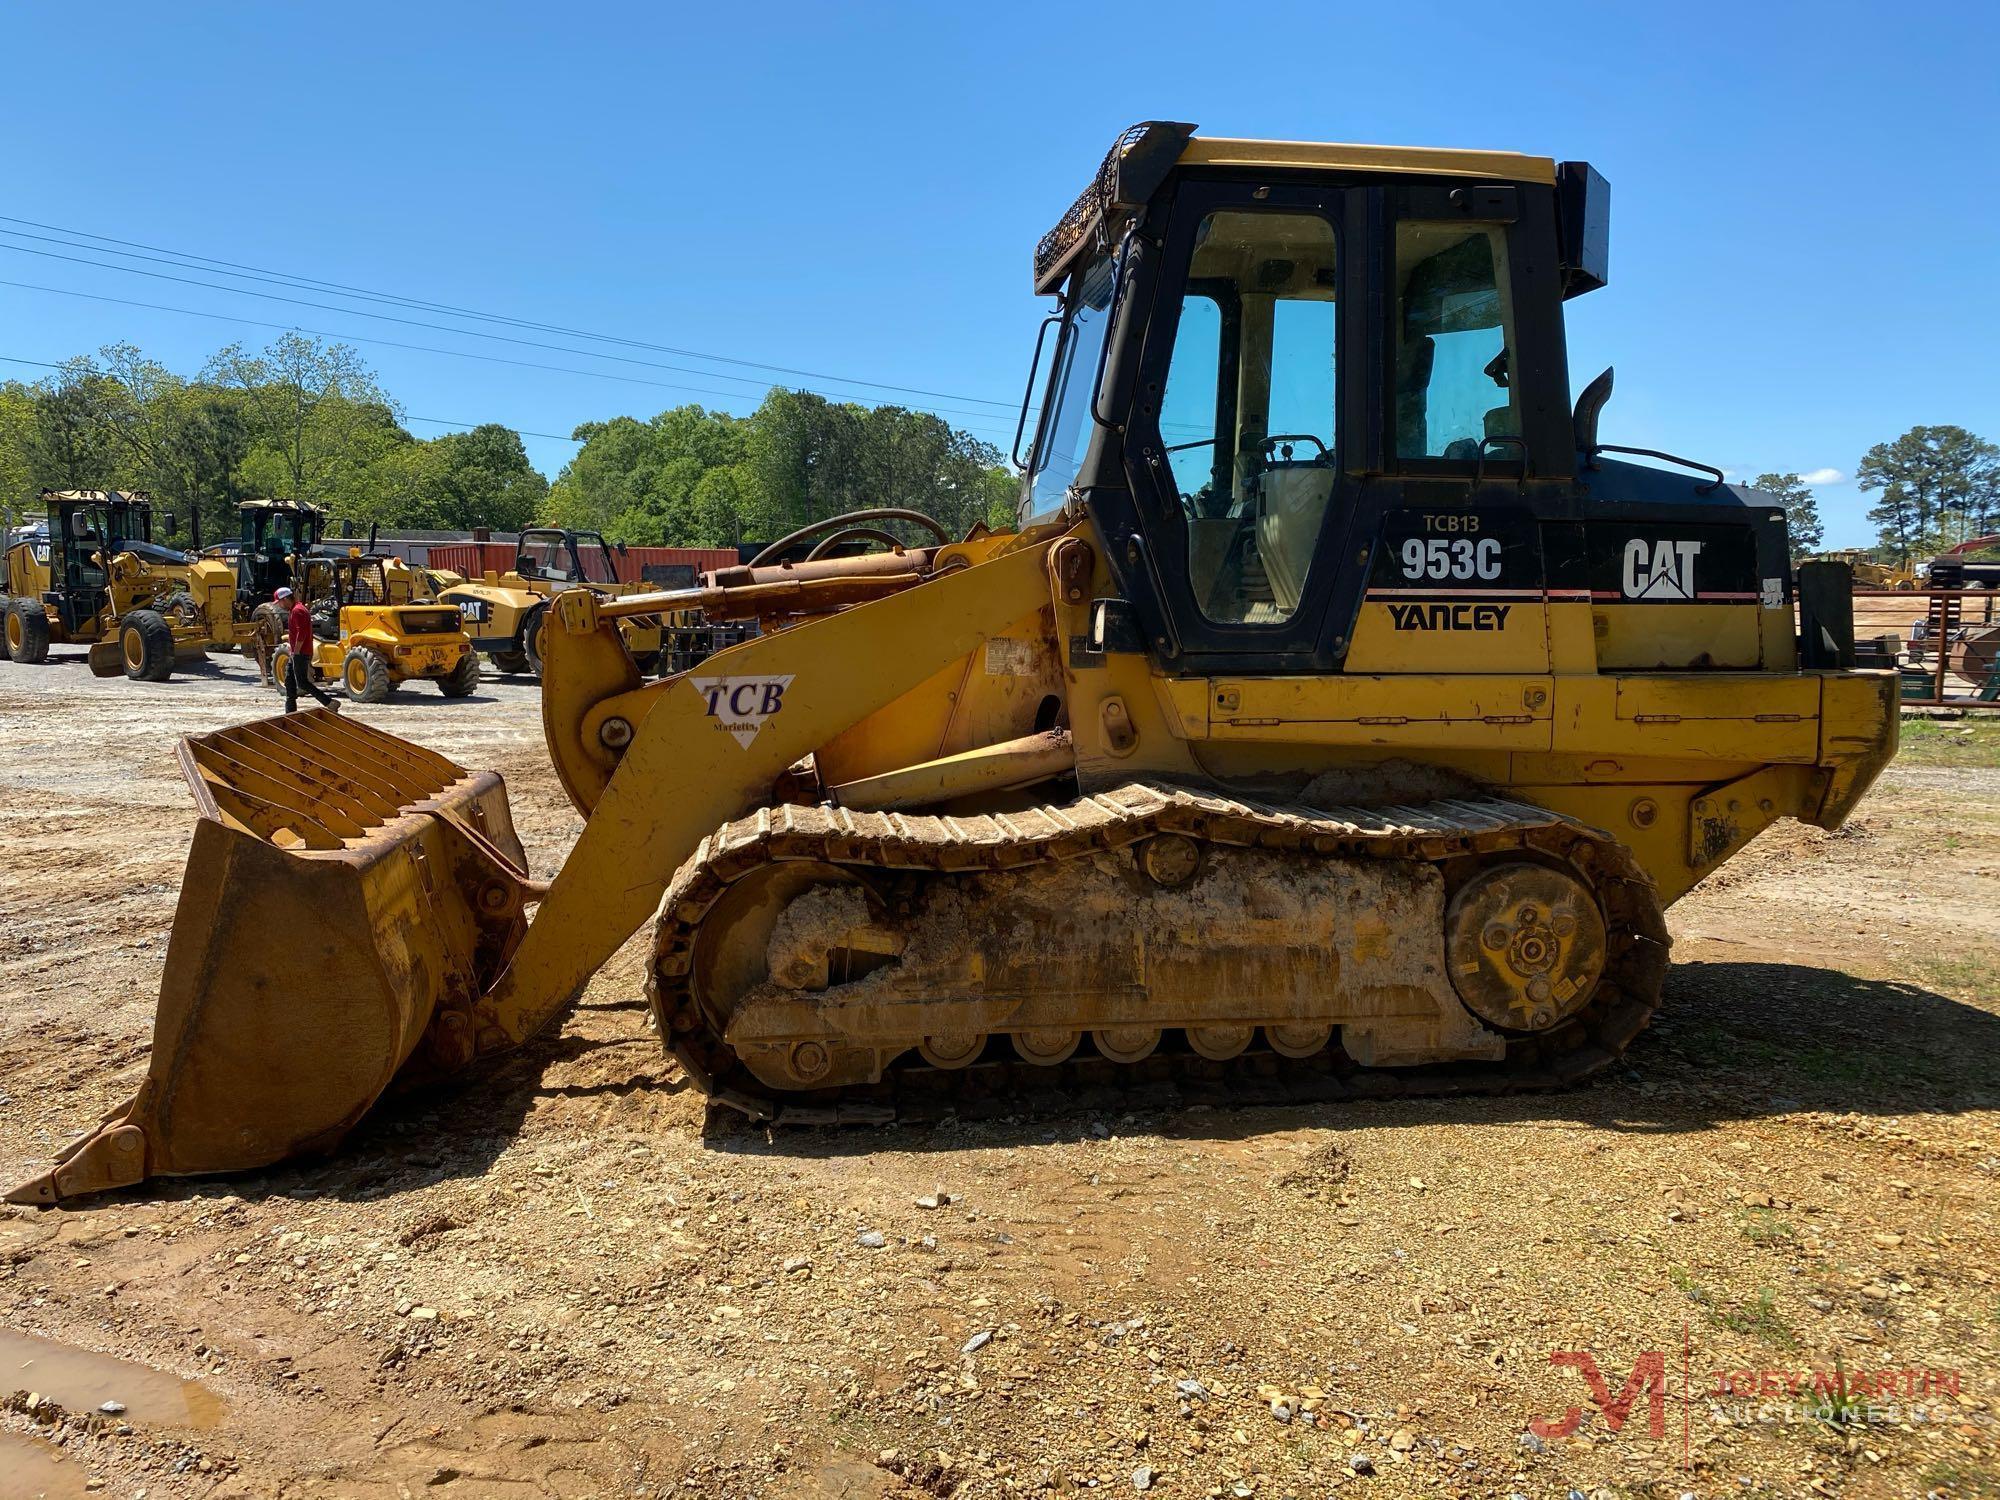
[1531, 1350, 1668, 1440]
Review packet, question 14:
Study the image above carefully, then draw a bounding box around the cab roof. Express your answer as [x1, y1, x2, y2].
[1035, 122, 1559, 294]
[1180, 136, 1554, 184]
[40, 488, 153, 506]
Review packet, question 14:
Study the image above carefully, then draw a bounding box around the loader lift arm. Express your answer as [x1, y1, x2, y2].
[10, 538, 1057, 1204]
[474, 537, 1059, 1052]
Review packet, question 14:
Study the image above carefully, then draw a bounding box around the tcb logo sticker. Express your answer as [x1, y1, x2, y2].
[691, 674, 795, 748]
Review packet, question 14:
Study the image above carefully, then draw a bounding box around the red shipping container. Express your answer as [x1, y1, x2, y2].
[424, 541, 734, 586]
[424, 542, 516, 580]
[615, 546, 738, 585]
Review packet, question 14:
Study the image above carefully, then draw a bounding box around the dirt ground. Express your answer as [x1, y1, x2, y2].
[1, 649, 1995, 1500]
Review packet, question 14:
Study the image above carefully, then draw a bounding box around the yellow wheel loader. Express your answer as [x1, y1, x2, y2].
[439, 527, 665, 677]
[1809, 549, 1917, 591]
[271, 554, 480, 704]
[11, 125, 1898, 1205]
[2, 490, 236, 680]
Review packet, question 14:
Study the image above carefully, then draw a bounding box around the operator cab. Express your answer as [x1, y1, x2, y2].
[516, 528, 622, 588]
[39, 490, 158, 635]
[235, 500, 327, 604]
[1016, 125, 1784, 677]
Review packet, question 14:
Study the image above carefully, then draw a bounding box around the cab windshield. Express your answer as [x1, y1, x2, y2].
[573, 533, 619, 585]
[519, 530, 618, 585]
[1023, 255, 1117, 521]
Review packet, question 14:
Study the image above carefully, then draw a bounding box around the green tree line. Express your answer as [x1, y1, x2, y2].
[1, 335, 1019, 549]
[1857, 425, 1999, 563]
[1756, 423, 1997, 565]
[0, 334, 550, 542]
[544, 389, 1016, 547]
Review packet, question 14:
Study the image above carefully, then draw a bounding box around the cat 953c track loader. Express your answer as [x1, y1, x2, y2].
[12, 124, 1898, 1204]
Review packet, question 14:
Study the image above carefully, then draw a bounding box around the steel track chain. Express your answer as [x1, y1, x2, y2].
[644, 781, 1671, 1125]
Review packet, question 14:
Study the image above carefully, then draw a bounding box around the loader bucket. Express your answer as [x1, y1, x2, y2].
[8, 709, 535, 1206]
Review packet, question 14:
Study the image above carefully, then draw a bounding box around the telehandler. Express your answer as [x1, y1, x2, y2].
[439, 526, 665, 676]
[2, 490, 235, 679]
[271, 553, 480, 703]
[12, 124, 1897, 1203]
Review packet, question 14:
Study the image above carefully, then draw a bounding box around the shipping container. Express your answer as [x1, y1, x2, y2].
[424, 540, 736, 586]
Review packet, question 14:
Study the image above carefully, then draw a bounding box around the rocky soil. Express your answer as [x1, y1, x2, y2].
[1, 651, 1996, 1498]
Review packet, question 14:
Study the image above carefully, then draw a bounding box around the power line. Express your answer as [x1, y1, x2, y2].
[0, 353, 584, 444]
[0, 241, 1027, 426]
[404, 416, 582, 443]
[0, 219, 1027, 412]
[0, 280, 1023, 444]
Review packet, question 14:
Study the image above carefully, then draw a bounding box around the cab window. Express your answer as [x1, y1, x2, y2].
[1394, 221, 1518, 460]
[1157, 209, 1338, 625]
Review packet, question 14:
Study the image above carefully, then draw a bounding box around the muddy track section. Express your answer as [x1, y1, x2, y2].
[647, 781, 1671, 1124]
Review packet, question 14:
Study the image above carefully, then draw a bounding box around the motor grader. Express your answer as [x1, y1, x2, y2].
[2, 490, 235, 680]
[12, 124, 1899, 1205]
[439, 526, 665, 676]
[271, 552, 480, 703]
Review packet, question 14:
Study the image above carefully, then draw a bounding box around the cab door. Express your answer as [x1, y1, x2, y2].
[60, 504, 112, 635]
[1106, 177, 1358, 674]
[1097, 177, 1567, 681]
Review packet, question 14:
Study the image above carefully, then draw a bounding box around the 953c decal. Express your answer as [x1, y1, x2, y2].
[1399, 535, 1503, 582]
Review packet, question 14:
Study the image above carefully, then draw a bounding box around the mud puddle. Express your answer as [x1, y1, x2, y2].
[0, 1329, 224, 1429]
[0, 1431, 94, 1499]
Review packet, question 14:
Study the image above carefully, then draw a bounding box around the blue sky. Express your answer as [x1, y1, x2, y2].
[6, 0, 1995, 546]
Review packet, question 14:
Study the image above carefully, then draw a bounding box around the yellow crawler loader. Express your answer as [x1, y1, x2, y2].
[11, 125, 1897, 1204]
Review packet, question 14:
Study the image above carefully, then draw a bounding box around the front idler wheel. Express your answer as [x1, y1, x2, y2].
[1444, 861, 1607, 1032]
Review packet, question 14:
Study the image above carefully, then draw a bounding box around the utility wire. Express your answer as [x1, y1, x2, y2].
[0, 219, 1027, 411]
[0, 241, 1027, 426]
[0, 353, 583, 443]
[0, 280, 1023, 444]
[402, 416, 582, 443]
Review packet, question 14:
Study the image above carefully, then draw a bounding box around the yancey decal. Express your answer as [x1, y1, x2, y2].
[1387, 601, 1513, 632]
[1621, 538, 1704, 600]
[690, 674, 794, 748]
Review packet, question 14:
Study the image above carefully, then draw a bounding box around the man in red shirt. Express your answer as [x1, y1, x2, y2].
[276, 587, 337, 714]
